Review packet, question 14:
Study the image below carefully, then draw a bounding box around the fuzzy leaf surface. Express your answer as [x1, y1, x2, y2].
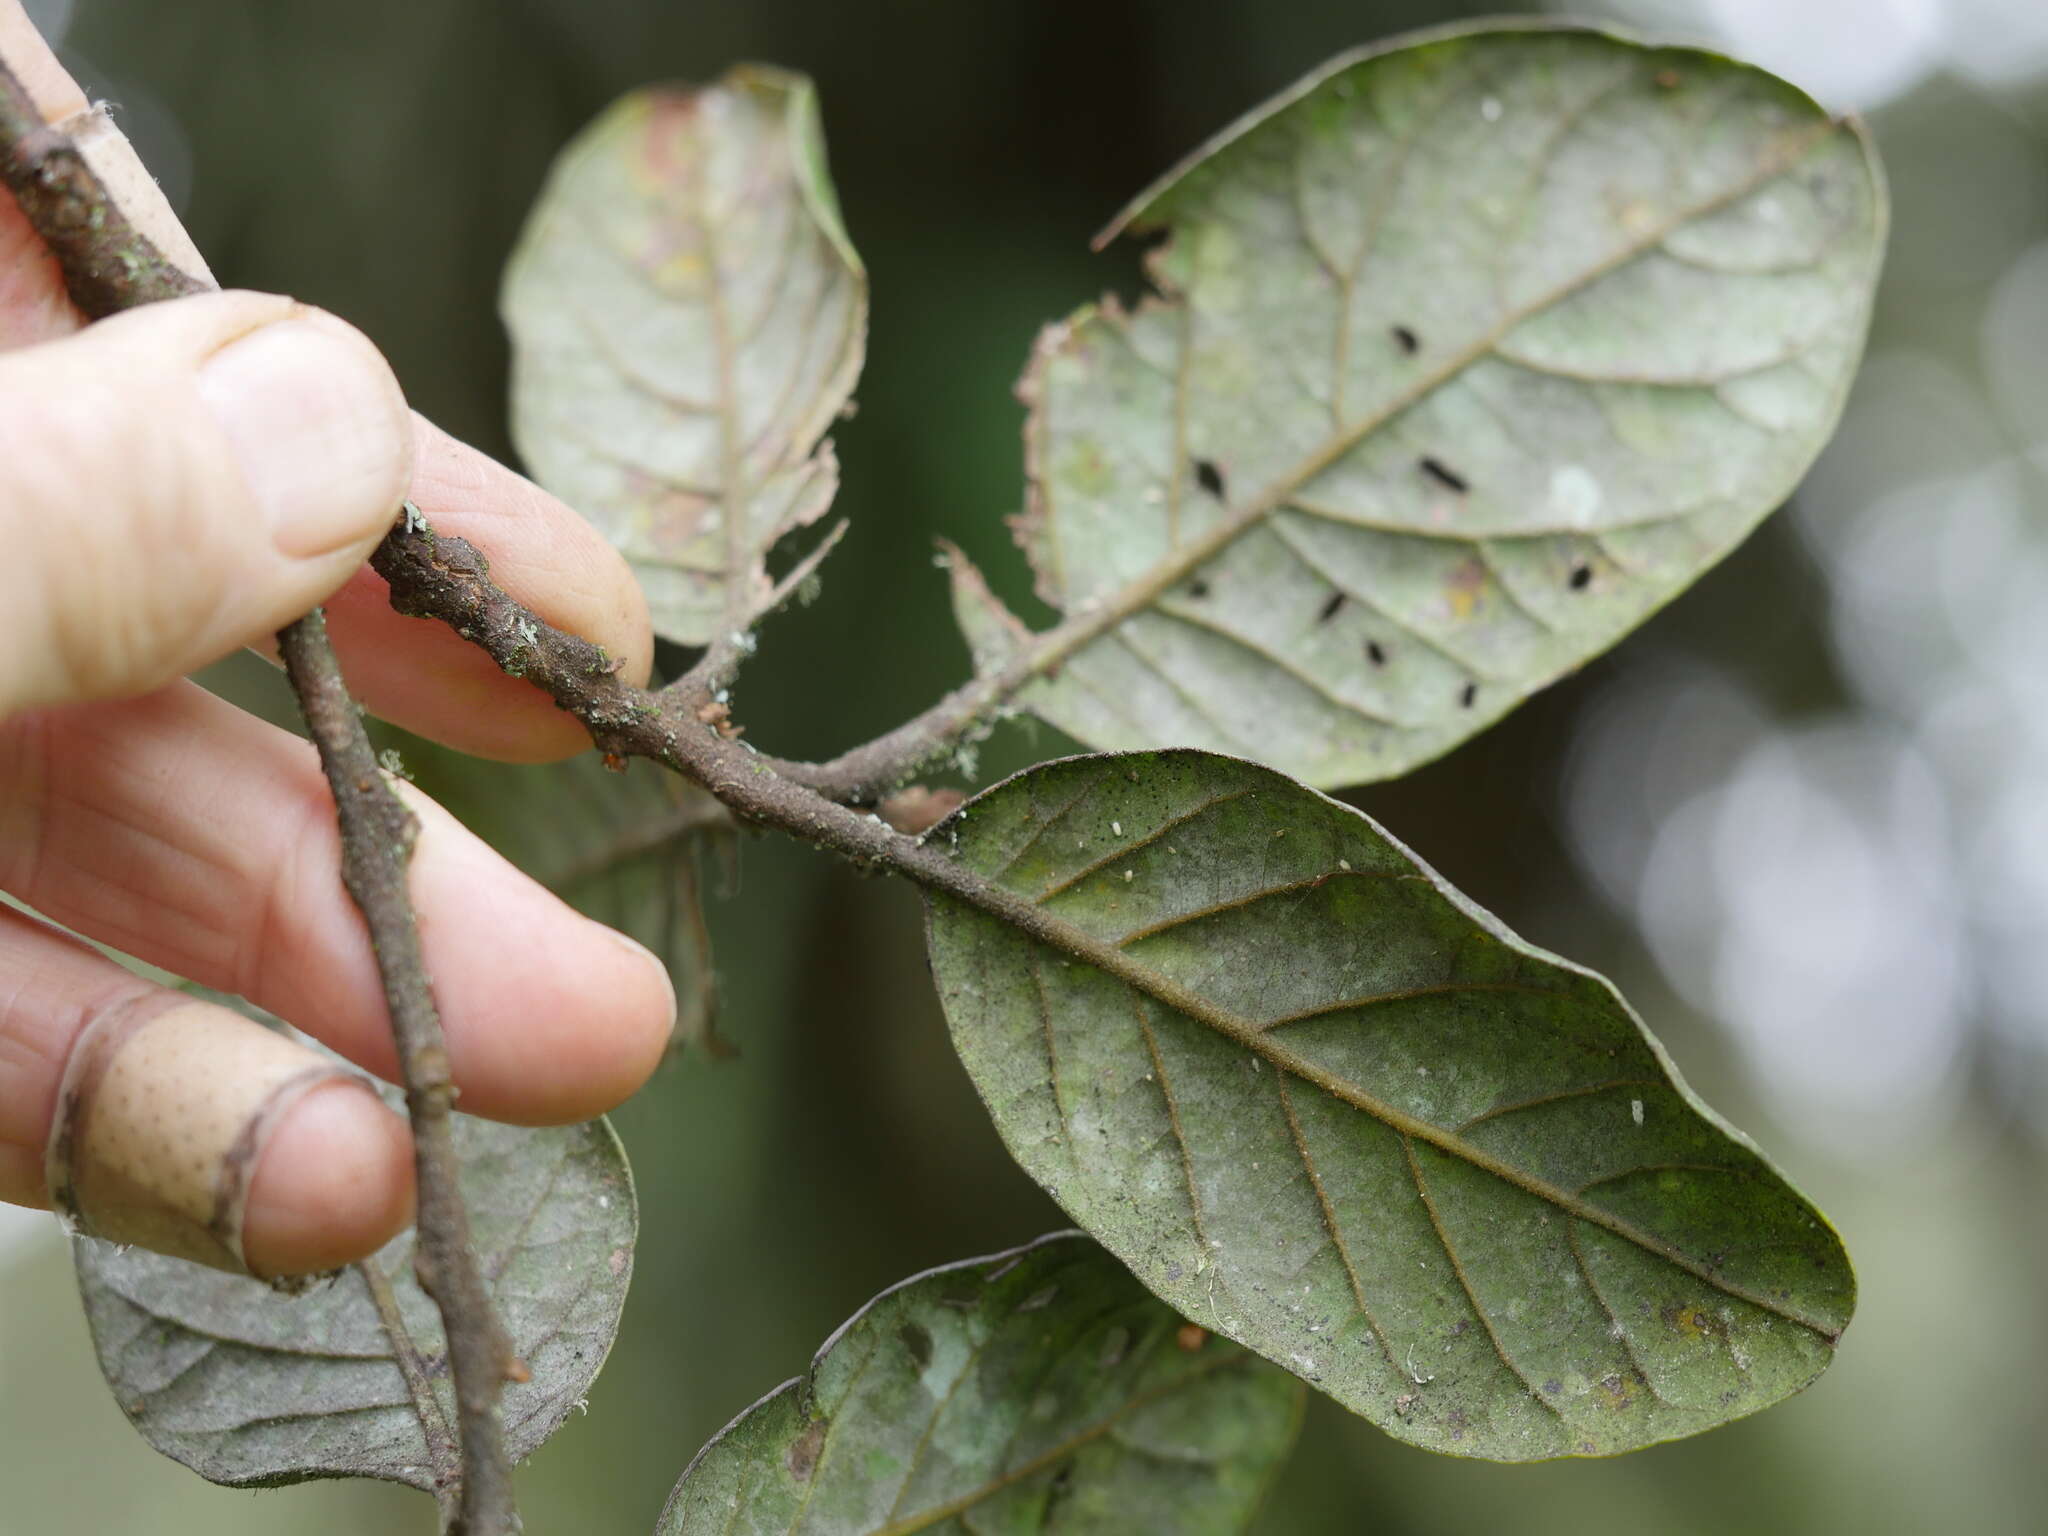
[76, 1110, 635, 1491]
[659, 1232, 1301, 1534]
[924, 750, 1852, 1460]
[505, 67, 865, 644]
[957, 23, 1883, 787]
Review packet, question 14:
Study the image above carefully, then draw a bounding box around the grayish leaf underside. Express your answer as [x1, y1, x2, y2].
[956, 26, 1883, 788]
[505, 67, 865, 645]
[659, 1233, 1301, 1534]
[76, 1112, 635, 1491]
[926, 751, 1853, 1461]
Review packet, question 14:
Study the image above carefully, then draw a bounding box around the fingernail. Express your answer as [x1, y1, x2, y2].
[196, 313, 410, 561]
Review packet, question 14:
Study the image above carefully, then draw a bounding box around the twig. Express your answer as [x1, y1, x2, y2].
[280, 615, 518, 1534]
[0, 57, 518, 1533]
[0, 68, 201, 309]
[753, 672, 1006, 803]
[360, 1258, 462, 1525]
[373, 520, 1051, 916]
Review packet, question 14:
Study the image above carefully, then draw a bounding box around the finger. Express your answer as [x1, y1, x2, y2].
[0, 904, 415, 1278]
[315, 415, 655, 763]
[0, 289, 415, 715]
[0, 681, 676, 1124]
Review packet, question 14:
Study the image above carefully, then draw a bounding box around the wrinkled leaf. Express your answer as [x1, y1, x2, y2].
[956, 23, 1883, 787]
[924, 750, 1852, 1461]
[396, 741, 735, 1057]
[505, 66, 865, 645]
[658, 1232, 1301, 1534]
[76, 1107, 635, 1491]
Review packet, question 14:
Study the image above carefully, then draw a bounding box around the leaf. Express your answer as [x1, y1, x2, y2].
[75, 1105, 636, 1492]
[954, 22, 1884, 788]
[504, 66, 866, 646]
[922, 750, 1853, 1461]
[657, 1232, 1302, 1534]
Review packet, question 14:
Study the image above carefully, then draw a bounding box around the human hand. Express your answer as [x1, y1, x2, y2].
[0, 2, 675, 1278]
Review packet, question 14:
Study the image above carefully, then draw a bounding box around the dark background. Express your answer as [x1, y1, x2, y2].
[3, 1, 2046, 1532]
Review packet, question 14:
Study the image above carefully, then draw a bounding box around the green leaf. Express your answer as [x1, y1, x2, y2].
[923, 750, 1852, 1461]
[658, 1232, 1302, 1534]
[955, 22, 1883, 787]
[75, 1107, 636, 1492]
[504, 66, 866, 646]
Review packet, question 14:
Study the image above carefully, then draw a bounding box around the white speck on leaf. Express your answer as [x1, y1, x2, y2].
[1481, 96, 1503, 121]
[1548, 464, 1602, 527]
[1631, 1098, 1645, 1126]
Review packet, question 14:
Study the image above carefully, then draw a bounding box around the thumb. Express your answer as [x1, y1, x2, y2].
[0, 289, 414, 714]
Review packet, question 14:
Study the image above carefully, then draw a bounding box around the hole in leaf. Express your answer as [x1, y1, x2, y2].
[1420, 456, 1469, 493]
[1459, 681, 1477, 708]
[1187, 578, 1211, 599]
[1569, 563, 1593, 590]
[1193, 458, 1227, 499]
[1318, 591, 1346, 623]
[1392, 324, 1420, 354]
[1366, 639, 1387, 666]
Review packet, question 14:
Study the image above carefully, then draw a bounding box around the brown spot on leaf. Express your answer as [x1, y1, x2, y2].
[1665, 1303, 1725, 1341]
[1445, 556, 1489, 619]
[786, 1418, 828, 1483]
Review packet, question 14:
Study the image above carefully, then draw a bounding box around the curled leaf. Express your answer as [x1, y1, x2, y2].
[505, 67, 866, 644]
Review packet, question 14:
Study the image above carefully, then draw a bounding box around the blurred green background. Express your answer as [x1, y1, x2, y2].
[4, 0, 2047, 1531]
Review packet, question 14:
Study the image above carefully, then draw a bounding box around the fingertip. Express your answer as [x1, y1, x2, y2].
[397, 785, 675, 1124]
[241, 1081, 415, 1279]
[561, 922, 676, 1119]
